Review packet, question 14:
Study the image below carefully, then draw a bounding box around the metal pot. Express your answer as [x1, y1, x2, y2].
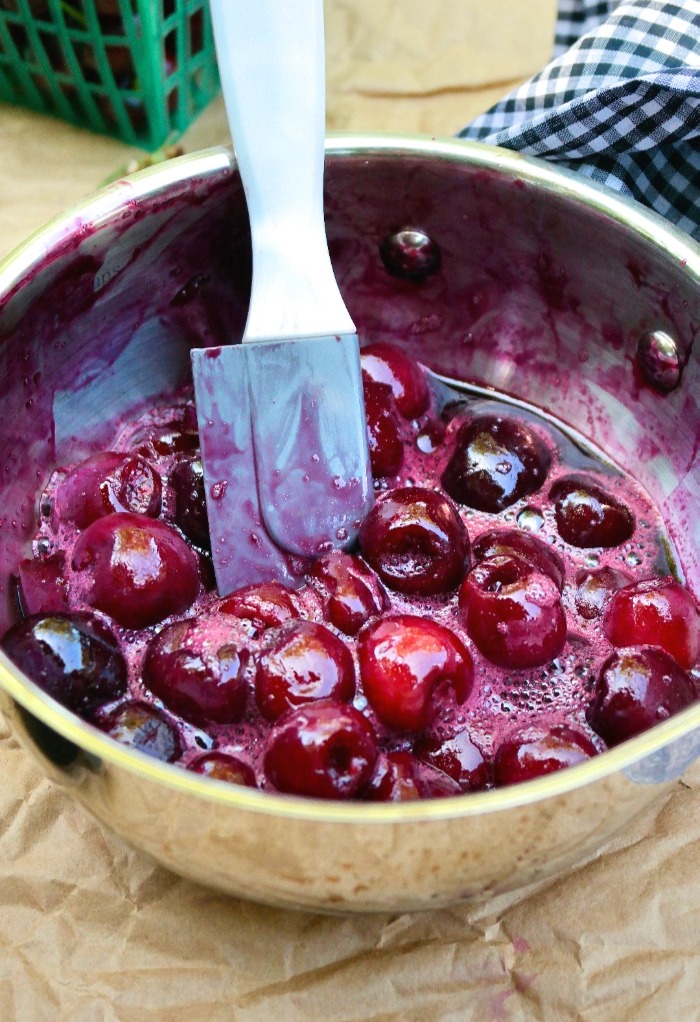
[0, 136, 697, 913]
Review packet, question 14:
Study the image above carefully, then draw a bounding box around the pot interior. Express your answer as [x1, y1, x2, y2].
[0, 142, 697, 634]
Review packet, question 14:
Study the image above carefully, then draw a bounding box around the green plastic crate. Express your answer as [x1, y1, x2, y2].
[0, 0, 220, 150]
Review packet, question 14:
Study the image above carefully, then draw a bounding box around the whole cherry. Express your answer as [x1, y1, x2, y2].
[255, 620, 356, 722]
[264, 700, 378, 799]
[603, 576, 699, 669]
[188, 751, 257, 787]
[473, 527, 565, 591]
[441, 415, 551, 513]
[218, 581, 300, 632]
[307, 551, 385, 635]
[358, 615, 473, 732]
[494, 724, 597, 786]
[575, 566, 631, 620]
[1, 612, 127, 722]
[414, 728, 490, 791]
[360, 342, 430, 419]
[359, 486, 469, 596]
[587, 646, 697, 745]
[364, 751, 462, 801]
[56, 451, 162, 528]
[71, 512, 200, 629]
[363, 378, 404, 478]
[459, 555, 566, 668]
[550, 476, 634, 548]
[101, 701, 182, 763]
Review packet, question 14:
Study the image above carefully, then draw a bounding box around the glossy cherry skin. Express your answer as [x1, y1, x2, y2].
[379, 231, 442, 283]
[218, 581, 300, 632]
[101, 701, 182, 762]
[17, 554, 70, 615]
[263, 700, 378, 800]
[587, 647, 697, 746]
[56, 451, 162, 528]
[255, 620, 355, 722]
[550, 476, 634, 548]
[188, 752, 256, 787]
[363, 378, 404, 478]
[459, 555, 566, 668]
[143, 618, 249, 726]
[603, 576, 699, 669]
[71, 512, 200, 629]
[360, 342, 430, 419]
[359, 486, 470, 596]
[1, 612, 127, 721]
[575, 566, 631, 620]
[473, 527, 565, 591]
[307, 551, 386, 635]
[441, 415, 551, 513]
[414, 729, 490, 792]
[494, 725, 597, 786]
[358, 615, 473, 732]
[364, 751, 462, 801]
[170, 455, 210, 549]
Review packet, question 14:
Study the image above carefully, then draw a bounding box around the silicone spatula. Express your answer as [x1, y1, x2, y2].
[192, 0, 373, 595]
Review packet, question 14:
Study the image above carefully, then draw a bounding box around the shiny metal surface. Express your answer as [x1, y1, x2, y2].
[0, 135, 697, 912]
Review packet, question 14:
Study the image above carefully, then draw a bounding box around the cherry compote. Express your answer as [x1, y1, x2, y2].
[3, 345, 697, 799]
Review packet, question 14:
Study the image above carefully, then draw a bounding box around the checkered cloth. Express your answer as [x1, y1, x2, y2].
[459, 0, 700, 240]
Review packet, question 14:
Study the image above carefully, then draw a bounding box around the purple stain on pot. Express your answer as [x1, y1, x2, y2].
[0, 149, 698, 632]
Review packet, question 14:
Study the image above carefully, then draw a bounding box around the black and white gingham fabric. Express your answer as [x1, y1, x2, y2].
[459, 1, 700, 239]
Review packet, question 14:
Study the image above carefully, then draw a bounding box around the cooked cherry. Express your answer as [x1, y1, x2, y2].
[364, 751, 462, 801]
[550, 476, 634, 548]
[603, 577, 699, 669]
[360, 342, 430, 419]
[263, 700, 378, 799]
[379, 229, 441, 283]
[218, 581, 300, 632]
[473, 527, 565, 590]
[441, 415, 551, 513]
[188, 751, 256, 787]
[255, 620, 355, 722]
[56, 451, 162, 528]
[459, 555, 566, 668]
[588, 647, 697, 745]
[307, 551, 385, 635]
[143, 618, 249, 726]
[71, 513, 200, 629]
[171, 456, 209, 549]
[358, 615, 473, 732]
[102, 701, 182, 762]
[363, 379, 404, 478]
[494, 724, 597, 786]
[18, 554, 70, 615]
[414, 729, 490, 791]
[1, 612, 127, 721]
[575, 566, 631, 620]
[359, 486, 469, 595]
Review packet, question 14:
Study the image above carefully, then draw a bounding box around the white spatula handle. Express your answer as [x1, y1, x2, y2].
[210, 0, 355, 343]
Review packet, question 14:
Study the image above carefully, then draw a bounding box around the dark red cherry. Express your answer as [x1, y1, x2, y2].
[603, 577, 699, 670]
[363, 379, 404, 478]
[379, 229, 441, 283]
[255, 620, 355, 722]
[494, 724, 597, 786]
[441, 415, 551, 513]
[459, 555, 566, 668]
[143, 618, 249, 726]
[473, 527, 565, 590]
[307, 551, 385, 635]
[550, 476, 634, 548]
[71, 513, 200, 629]
[587, 647, 697, 746]
[56, 451, 162, 528]
[102, 701, 182, 762]
[218, 581, 300, 632]
[1, 612, 127, 721]
[360, 342, 430, 419]
[364, 751, 462, 801]
[358, 615, 473, 732]
[414, 729, 490, 791]
[575, 566, 631, 620]
[359, 486, 470, 595]
[264, 700, 378, 800]
[17, 554, 70, 615]
[171, 456, 210, 549]
[188, 751, 256, 787]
